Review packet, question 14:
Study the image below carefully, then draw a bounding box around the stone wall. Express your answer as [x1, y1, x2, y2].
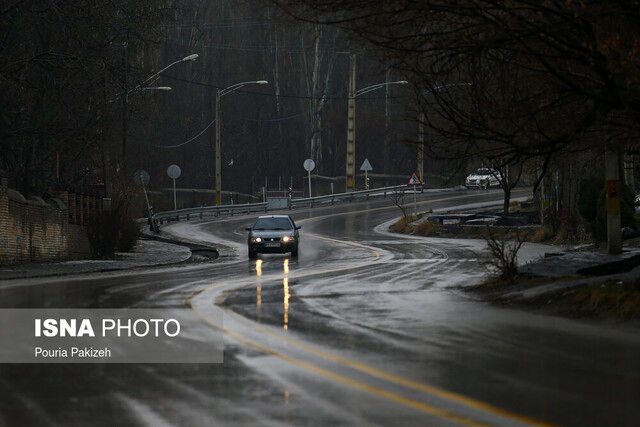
[0, 177, 99, 265]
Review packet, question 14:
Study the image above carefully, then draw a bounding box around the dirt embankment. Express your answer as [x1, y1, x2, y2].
[471, 274, 640, 322]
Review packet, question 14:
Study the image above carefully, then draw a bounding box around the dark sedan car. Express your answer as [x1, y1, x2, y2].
[246, 215, 300, 259]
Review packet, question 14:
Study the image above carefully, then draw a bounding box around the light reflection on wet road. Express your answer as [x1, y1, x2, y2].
[0, 189, 639, 426]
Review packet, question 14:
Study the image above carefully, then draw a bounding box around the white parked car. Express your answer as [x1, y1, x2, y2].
[465, 168, 502, 189]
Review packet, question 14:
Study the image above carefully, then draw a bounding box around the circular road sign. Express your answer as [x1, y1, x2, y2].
[303, 158, 316, 172]
[133, 170, 150, 187]
[167, 164, 182, 180]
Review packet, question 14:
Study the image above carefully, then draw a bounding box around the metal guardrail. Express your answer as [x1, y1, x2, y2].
[155, 201, 268, 222]
[289, 184, 423, 209]
[154, 184, 423, 223]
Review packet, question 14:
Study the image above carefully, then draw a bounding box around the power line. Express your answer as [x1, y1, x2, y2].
[244, 112, 305, 122]
[152, 118, 215, 148]
[151, 112, 304, 149]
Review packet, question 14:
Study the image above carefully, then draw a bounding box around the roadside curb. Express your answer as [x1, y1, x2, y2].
[140, 234, 219, 261]
[0, 239, 195, 282]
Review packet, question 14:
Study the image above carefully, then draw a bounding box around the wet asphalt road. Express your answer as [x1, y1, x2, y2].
[0, 188, 639, 426]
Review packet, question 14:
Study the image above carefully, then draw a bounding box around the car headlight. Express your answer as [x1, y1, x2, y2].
[252, 237, 262, 243]
[282, 235, 293, 242]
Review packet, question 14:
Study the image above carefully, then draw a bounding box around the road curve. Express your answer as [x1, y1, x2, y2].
[0, 188, 639, 426]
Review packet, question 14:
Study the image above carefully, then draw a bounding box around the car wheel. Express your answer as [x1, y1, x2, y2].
[248, 248, 257, 259]
[482, 181, 488, 190]
[291, 246, 299, 258]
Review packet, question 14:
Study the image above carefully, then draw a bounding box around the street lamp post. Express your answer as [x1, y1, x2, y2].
[345, 56, 407, 191]
[121, 53, 198, 171]
[214, 80, 268, 205]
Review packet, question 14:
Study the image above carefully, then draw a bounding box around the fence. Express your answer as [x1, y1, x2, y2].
[154, 184, 423, 223]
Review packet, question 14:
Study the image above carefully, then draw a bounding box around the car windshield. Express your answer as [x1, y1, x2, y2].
[476, 168, 491, 175]
[252, 217, 293, 230]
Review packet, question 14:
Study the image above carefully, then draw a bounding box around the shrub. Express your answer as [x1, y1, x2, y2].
[88, 185, 141, 257]
[117, 217, 141, 252]
[483, 226, 524, 285]
[87, 211, 120, 258]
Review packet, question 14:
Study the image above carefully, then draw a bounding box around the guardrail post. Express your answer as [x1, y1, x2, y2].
[186, 213, 190, 221]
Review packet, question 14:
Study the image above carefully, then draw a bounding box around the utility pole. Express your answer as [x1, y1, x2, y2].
[605, 145, 622, 254]
[417, 112, 425, 183]
[345, 53, 356, 192]
[383, 68, 392, 182]
[215, 89, 222, 205]
[211, 80, 267, 205]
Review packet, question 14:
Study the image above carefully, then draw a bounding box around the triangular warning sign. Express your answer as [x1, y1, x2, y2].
[407, 172, 423, 186]
[360, 158, 373, 171]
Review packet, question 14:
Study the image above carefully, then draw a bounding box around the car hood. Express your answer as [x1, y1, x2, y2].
[250, 230, 294, 238]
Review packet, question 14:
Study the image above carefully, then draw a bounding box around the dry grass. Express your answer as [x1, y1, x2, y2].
[566, 280, 640, 319]
[413, 220, 442, 236]
[530, 225, 554, 242]
[529, 224, 593, 244]
[390, 214, 420, 233]
[508, 199, 537, 213]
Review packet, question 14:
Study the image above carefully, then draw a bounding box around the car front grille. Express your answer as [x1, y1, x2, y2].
[262, 237, 281, 242]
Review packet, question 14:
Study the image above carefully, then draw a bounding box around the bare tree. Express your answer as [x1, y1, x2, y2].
[268, 0, 640, 185]
[303, 24, 336, 169]
[492, 161, 524, 215]
[390, 190, 408, 219]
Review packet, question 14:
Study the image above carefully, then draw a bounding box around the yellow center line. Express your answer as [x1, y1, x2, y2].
[190, 303, 488, 426]
[223, 309, 548, 426]
[187, 191, 551, 426]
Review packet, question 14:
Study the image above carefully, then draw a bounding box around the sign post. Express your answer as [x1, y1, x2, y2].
[303, 158, 316, 199]
[134, 169, 158, 233]
[407, 171, 423, 216]
[360, 158, 373, 190]
[166, 164, 181, 211]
